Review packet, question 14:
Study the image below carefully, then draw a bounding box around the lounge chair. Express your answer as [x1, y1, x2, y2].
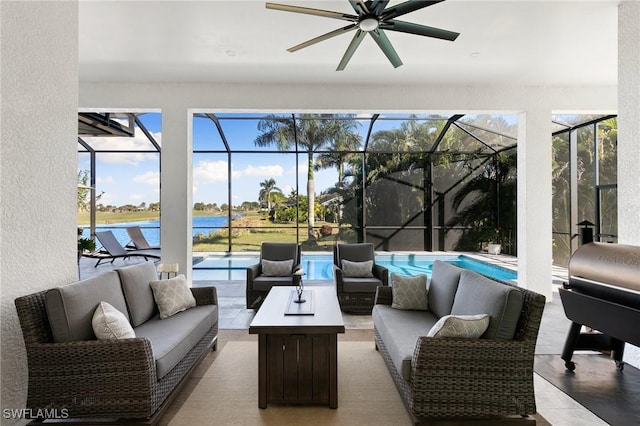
[87, 230, 160, 267]
[246, 242, 301, 309]
[126, 226, 160, 250]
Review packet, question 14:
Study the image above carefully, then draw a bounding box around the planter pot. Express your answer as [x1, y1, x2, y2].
[487, 243, 502, 255]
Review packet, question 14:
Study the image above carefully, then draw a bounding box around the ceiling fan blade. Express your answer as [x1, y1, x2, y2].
[369, 0, 390, 15]
[287, 24, 358, 52]
[369, 29, 403, 68]
[348, 0, 368, 14]
[382, 0, 444, 20]
[266, 2, 358, 22]
[337, 30, 367, 71]
[380, 19, 459, 41]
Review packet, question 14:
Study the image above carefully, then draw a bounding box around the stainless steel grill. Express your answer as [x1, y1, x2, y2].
[559, 242, 640, 371]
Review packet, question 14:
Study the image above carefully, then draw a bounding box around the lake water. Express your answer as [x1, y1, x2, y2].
[80, 215, 230, 247]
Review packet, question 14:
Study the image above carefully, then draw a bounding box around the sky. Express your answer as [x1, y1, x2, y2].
[78, 113, 342, 208]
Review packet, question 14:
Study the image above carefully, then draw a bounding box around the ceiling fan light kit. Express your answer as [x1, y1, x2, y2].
[266, 0, 460, 71]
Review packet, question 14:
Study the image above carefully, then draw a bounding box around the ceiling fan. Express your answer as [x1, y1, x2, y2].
[266, 0, 460, 71]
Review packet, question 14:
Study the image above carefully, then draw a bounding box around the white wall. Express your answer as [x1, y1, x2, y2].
[617, 0, 640, 370]
[0, 2, 79, 423]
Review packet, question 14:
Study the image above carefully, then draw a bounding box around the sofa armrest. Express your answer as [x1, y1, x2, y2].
[374, 286, 393, 305]
[373, 264, 389, 286]
[191, 286, 218, 306]
[25, 338, 157, 417]
[410, 336, 535, 397]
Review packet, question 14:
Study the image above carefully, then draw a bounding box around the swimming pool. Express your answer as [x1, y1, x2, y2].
[192, 253, 517, 282]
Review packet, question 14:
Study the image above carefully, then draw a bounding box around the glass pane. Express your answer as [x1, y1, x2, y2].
[598, 118, 617, 185]
[599, 187, 617, 243]
[193, 114, 227, 151]
[192, 153, 231, 252]
[368, 116, 446, 152]
[81, 113, 160, 152]
[576, 125, 596, 225]
[552, 132, 571, 234]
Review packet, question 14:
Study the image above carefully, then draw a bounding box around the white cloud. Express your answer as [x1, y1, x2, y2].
[237, 164, 283, 178]
[132, 171, 159, 185]
[84, 126, 159, 166]
[194, 160, 228, 183]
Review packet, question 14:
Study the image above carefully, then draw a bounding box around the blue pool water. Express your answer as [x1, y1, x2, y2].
[192, 253, 517, 282]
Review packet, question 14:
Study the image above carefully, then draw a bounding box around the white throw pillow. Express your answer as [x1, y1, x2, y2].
[149, 274, 196, 319]
[341, 259, 374, 278]
[261, 259, 294, 277]
[427, 314, 490, 339]
[391, 273, 428, 311]
[92, 301, 135, 340]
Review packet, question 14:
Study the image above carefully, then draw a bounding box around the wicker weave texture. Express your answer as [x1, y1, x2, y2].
[373, 283, 545, 420]
[14, 286, 219, 420]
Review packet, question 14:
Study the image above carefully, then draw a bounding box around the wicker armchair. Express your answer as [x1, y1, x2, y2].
[333, 243, 389, 314]
[246, 242, 301, 309]
[373, 283, 546, 423]
[14, 286, 218, 422]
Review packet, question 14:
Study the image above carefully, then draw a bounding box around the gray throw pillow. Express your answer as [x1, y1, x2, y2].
[427, 314, 490, 339]
[262, 259, 294, 277]
[92, 301, 135, 340]
[342, 259, 374, 277]
[391, 273, 428, 311]
[149, 274, 197, 319]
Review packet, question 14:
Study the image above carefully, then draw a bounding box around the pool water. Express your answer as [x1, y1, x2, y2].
[192, 253, 517, 282]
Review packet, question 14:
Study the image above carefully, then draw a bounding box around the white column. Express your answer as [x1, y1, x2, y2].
[160, 106, 193, 280]
[618, 1, 640, 369]
[1, 0, 79, 417]
[517, 109, 553, 300]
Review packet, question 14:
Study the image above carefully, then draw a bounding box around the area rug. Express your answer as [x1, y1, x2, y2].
[535, 353, 640, 425]
[162, 331, 549, 426]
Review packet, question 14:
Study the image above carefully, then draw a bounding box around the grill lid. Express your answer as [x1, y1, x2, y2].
[569, 242, 640, 294]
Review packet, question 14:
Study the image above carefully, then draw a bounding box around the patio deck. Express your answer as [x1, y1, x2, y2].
[76, 253, 607, 425]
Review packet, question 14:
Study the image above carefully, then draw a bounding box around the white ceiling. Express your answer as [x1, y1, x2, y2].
[79, 0, 619, 86]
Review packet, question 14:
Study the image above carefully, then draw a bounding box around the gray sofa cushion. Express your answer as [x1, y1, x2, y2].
[373, 304, 439, 381]
[117, 261, 159, 327]
[134, 304, 218, 379]
[450, 270, 524, 340]
[45, 271, 129, 342]
[253, 276, 295, 291]
[428, 260, 463, 318]
[342, 277, 382, 293]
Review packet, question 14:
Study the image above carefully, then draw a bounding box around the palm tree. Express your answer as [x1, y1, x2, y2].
[258, 178, 281, 211]
[314, 123, 362, 186]
[255, 114, 360, 241]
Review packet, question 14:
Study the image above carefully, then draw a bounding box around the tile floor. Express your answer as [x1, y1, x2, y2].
[78, 253, 609, 425]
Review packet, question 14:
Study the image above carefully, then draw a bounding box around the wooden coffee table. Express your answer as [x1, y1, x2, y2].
[249, 286, 345, 408]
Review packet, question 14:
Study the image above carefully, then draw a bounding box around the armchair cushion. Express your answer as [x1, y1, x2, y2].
[451, 270, 524, 340]
[391, 273, 428, 311]
[261, 259, 294, 277]
[92, 301, 136, 340]
[342, 259, 374, 277]
[150, 275, 196, 319]
[342, 277, 383, 293]
[427, 314, 490, 338]
[253, 276, 295, 291]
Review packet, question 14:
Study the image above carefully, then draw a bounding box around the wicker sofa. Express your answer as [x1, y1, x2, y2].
[373, 260, 545, 424]
[14, 261, 218, 424]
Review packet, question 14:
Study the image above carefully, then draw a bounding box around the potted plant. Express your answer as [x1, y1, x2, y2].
[484, 226, 504, 255]
[78, 228, 96, 262]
